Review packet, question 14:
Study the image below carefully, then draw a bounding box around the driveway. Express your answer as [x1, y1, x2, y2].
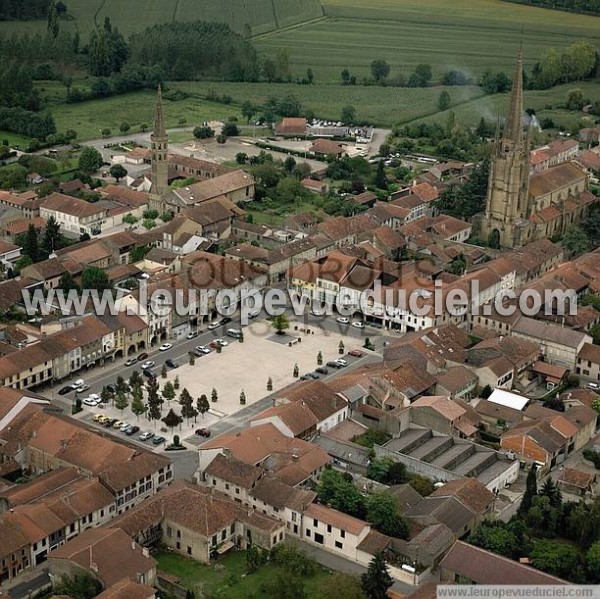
[287, 537, 415, 594]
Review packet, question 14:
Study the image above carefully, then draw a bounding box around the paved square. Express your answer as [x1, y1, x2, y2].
[78, 319, 367, 446]
[159, 319, 359, 418]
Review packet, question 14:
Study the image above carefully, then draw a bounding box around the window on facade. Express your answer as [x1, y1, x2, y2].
[187, 546, 192, 555]
[306, 529, 311, 537]
[221, 530, 227, 541]
[212, 535, 217, 546]
[167, 527, 172, 537]
[335, 541, 343, 549]
[340, 530, 345, 538]
[177, 530, 181, 539]
[225, 483, 229, 490]
[327, 524, 332, 533]
[313, 519, 318, 527]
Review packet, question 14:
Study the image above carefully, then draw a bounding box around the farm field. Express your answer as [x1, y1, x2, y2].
[169, 81, 485, 128]
[255, 0, 600, 82]
[0, 0, 324, 37]
[48, 89, 241, 141]
[413, 80, 600, 130]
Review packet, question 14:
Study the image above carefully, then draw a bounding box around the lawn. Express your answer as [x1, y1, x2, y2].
[254, 0, 600, 82]
[154, 548, 332, 598]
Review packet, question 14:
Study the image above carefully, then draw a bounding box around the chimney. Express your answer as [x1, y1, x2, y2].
[142, 547, 150, 558]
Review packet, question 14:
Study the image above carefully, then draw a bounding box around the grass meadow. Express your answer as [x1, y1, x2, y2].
[255, 0, 600, 82]
[0, 0, 323, 37]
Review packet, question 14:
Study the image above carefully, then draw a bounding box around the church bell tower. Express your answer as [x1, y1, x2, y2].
[479, 49, 531, 248]
[150, 85, 168, 211]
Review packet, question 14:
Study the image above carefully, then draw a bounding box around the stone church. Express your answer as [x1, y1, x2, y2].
[148, 86, 255, 214]
[477, 50, 596, 248]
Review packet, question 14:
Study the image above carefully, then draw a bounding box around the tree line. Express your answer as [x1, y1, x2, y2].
[0, 0, 50, 20]
[503, 0, 600, 15]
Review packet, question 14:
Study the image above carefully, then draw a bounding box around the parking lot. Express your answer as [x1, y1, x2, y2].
[72, 318, 371, 448]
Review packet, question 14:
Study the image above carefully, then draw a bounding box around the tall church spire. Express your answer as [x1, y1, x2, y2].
[478, 47, 531, 248]
[505, 48, 524, 144]
[153, 84, 167, 139]
[150, 84, 168, 204]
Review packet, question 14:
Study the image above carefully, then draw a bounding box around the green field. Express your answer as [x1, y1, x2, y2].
[254, 0, 600, 82]
[414, 80, 600, 130]
[170, 81, 485, 128]
[0, 0, 324, 37]
[47, 88, 241, 141]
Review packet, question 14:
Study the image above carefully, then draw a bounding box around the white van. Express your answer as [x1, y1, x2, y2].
[587, 382, 599, 390]
[226, 328, 243, 339]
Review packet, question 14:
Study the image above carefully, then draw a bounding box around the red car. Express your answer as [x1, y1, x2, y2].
[348, 349, 364, 358]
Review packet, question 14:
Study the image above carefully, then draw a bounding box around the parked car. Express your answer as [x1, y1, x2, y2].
[139, 431, 154, 441]
[587, 382, 599, 390]
[73, 379, 85, 388]
[195, 345, 211, 355]
[207, 320, 222, 330]
[195, 428, 211, 437]
[58, 386, 72, 395]
[221, 317, 232, 325]
[126, 425, 140, 436]
[209, 339, 228, 349]
[159, 343, 172, 352]
[105, 418, 118, 428]
[143, 370, 156, 379]
[152, 436, 166, 445]
[75, 383, 90, 393]
[93, 413, 107, 423]
[348, 349, 364, 358]
[140, 361, 155, 370]
[335, 358, 348, 367]
[315, 366, 329, 375]
[113, 420, 125, 429]
[248, 309, 260, 319]
[226, 328, 243, 339]
[125, 357, 137, 367]
[83, 397, 100, 406]
[120, 422, 131, 432]
[326, 361, 342, 369]
[336, 316, 350, 324]
[310, 309, 324, 317]
[165, 359, 179, 369]
[106, 383, 117, 394]
[186, 330, 199, 339]
[137, 352, 149, 361]
[352, 321, 365, 329]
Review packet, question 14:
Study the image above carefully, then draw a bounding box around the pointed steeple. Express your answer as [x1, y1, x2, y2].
[505, 48, 524, 144]
[152, 84, 166, 139]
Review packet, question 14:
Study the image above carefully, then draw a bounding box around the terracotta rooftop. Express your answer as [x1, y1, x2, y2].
[529, 161, 586, 198]
[559, 467, 596, 489]
[440, 540, 568, 584]
[430, 478, 494, 515]
[304, 502, 368, 536]
[41, 192, 107, 218]
[204, 453, 264, 488]
[48, 528, 156, 587]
